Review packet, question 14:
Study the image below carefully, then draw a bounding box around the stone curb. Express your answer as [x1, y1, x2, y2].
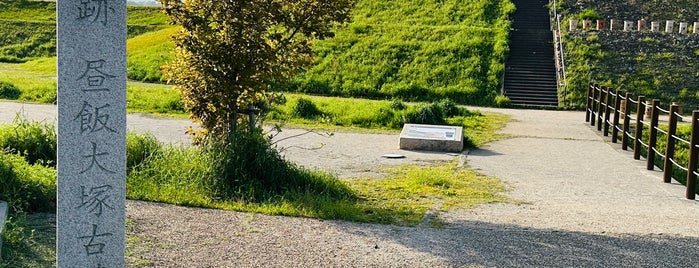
[0, 200, 7, 259]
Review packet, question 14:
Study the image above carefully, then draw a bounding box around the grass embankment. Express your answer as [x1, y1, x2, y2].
[557, 0, 699, 109]
[279, 0, 515, 105]
[0, 59, 184, 114]
[0, 1, 171, 79]
[127, 27, 177, 83]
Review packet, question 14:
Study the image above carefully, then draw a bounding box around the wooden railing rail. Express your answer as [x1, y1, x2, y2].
[585, 83, 697, 199]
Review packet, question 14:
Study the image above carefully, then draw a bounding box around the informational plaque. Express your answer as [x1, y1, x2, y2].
[399, 124, 464, 152]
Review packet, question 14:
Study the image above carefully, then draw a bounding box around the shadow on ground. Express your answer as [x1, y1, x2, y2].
[342, 219, 699, 267]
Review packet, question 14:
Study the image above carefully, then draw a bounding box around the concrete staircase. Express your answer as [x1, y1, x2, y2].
[504, 0, 558, 107]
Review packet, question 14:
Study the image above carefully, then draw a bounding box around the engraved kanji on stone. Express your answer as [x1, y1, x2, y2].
[78, 59, 115, 92]
[76, 185, 114, 217]
[76, 0, 115, 26]
[75, 101, 116, 134]
[78, 224, 113, 255]
[81, 142, 115, 174]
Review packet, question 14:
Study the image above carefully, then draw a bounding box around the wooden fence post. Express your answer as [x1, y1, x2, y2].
[663, 104, 679, 183]
[592, 84, 599, 126]
[647, 99, 660, 170]
[604, 87, 613, 136]
[586, 83, 593, 122]
[612, 90, 622, 143]
[597, 86, 606, 131]
[634, 96, 646, 160]
[622, 92, 632, 150]
[686, 111, 699, 200]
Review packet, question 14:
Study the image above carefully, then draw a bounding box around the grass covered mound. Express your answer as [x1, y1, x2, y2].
[0, 1, 169, 64]
[557, 0, 699, 108]
[278, 0, 515, 105]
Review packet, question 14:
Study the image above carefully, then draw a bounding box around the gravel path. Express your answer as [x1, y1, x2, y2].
[2, 101, 699, 267]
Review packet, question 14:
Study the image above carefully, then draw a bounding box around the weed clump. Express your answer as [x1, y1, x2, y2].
[0, 115, 56, 166]
[126, 132, 161, 172]
[404, 99, 466, 125]
[0, 81, 21, 99]
[0, 151, 56, 214]
[205, 130, 355, 202]
[494, 95, 511, 107]
[292, 97, 324, 119]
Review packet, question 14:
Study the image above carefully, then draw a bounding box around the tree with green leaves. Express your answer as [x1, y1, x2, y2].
[158, 0, 354, 138]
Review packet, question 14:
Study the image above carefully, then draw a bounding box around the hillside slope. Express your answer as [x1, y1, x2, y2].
[0, 1, 169, 65]
[558, 0, 699, 108]
[1, 0, 516, 106]
[279, 0, 515, 105]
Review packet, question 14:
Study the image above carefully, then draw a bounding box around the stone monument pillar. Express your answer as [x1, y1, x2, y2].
[651, 21, 661, 32]
[679, 22, 688, 34]
[582, 20, 592, 30]
[694, 22, 699, 34]
[596, 19, 606, 31]
[57, 0, 127, 267]
[666, 20, 675, 33]
[569, 19, 578, 31]
[638, 19, 647, 31]
[624, 21, 634, 31]
[609, 19, 617, 31]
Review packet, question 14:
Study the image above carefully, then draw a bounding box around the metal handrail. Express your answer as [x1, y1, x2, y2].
[552, 0, 567, 106]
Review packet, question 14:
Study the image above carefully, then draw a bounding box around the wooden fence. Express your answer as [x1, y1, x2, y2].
[586, 83, 697, 200]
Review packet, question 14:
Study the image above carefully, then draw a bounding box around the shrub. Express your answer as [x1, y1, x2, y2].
[0, 81, 21, 99]
[494, 95, 511, 107]
[0, 116, 56, 166]
[390, 98, 407, 110]
[205, 131, 355, 201]
[292, 98, 324, 119]
[0, 151, 56, 214]
[437, 98, 461, 117]
[579, 8, 600, 20]
[404, 102, 447, 125]
[126, 132, 161, 172]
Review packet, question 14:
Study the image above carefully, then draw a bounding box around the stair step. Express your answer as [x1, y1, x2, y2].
[505, 69, 557, 75]
[504, 82, 557, 88]
[507, 60, 556, 65]
[507, 94, 558, 100]
[505, 88, 557, 94]
[508, 94, 557, 100]
[505, 0, 559, 107]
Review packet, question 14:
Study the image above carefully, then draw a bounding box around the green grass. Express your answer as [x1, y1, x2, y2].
[127, 81, 185, 115]
[0, 60, 56, 103]
[125, 144, 508, 225]
[0, 2, 167, 25]
[0, 20, 55, 63]
[127, 27, 177, 82]
[0, 59, 186, 115]
[0, 1, 56, 22]
[270, 94, 511, 146]
[0, 213, 56, 268]
[126, 6, 169, 26]
[0, 2, 168, 63]
[347, 161, 509, 225]
[278, 0, 515, 105]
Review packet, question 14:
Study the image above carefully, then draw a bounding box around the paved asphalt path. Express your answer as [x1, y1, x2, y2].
[2, 101, 698, 267]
